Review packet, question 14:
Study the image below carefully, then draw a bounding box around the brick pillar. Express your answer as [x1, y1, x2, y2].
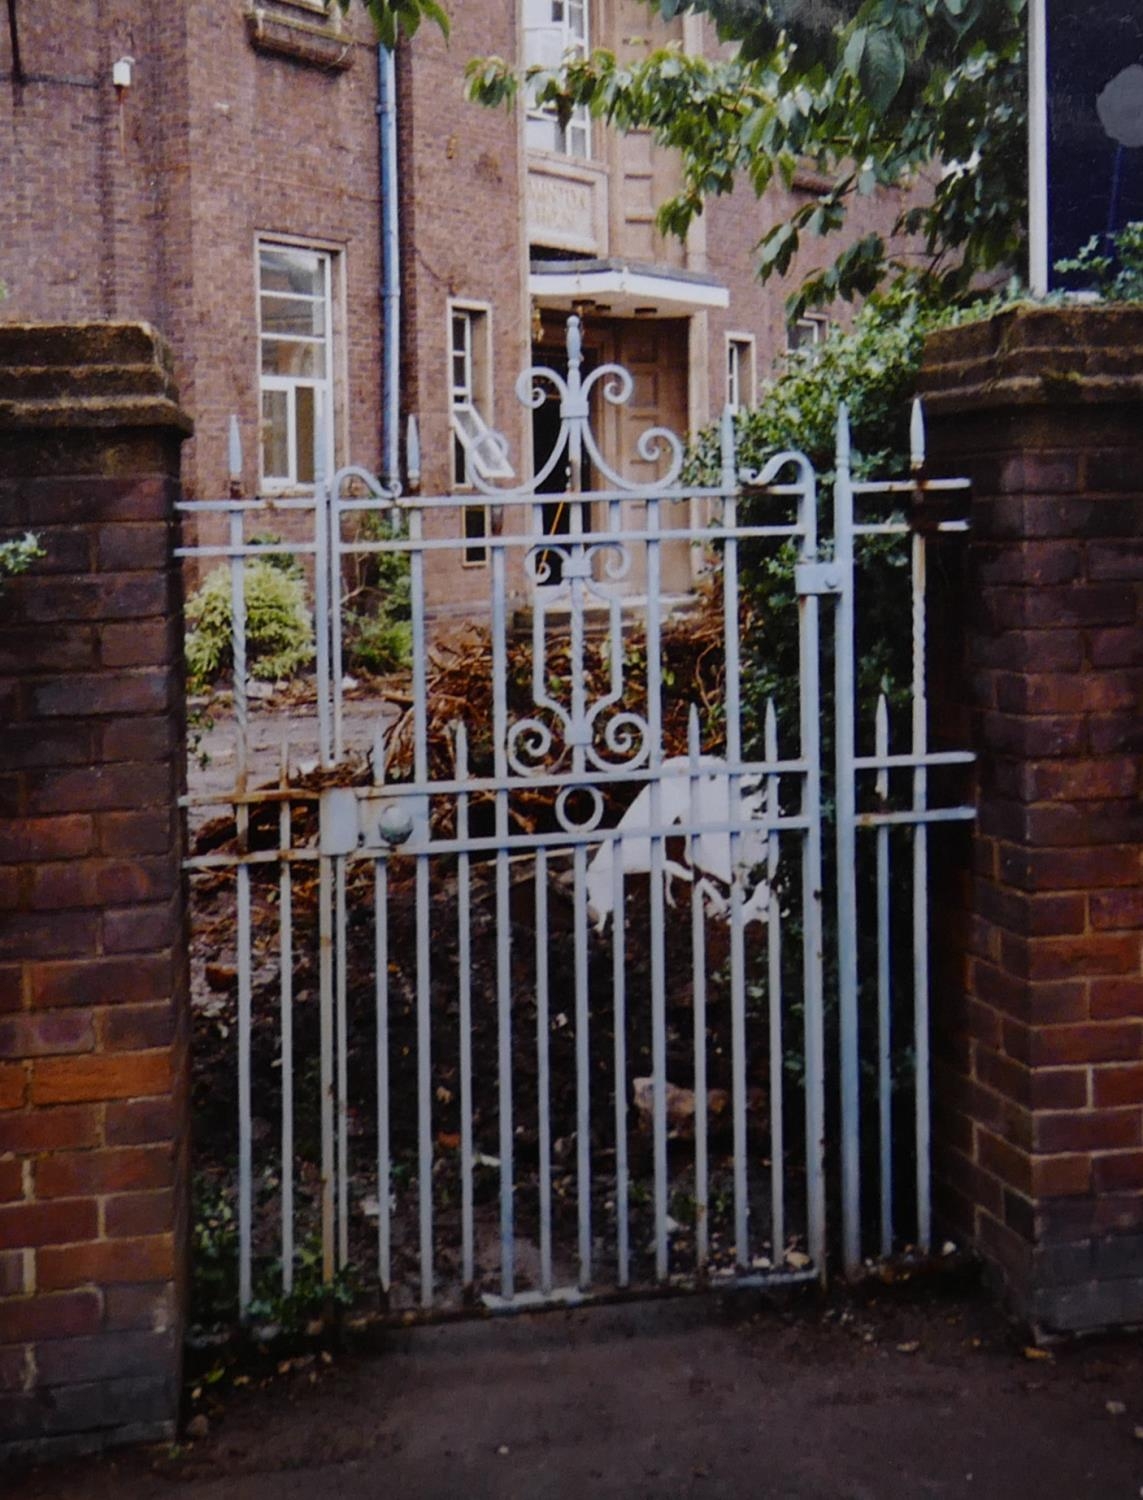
[0, 324, 192, 1456]
[920, 306, 1143, 1336]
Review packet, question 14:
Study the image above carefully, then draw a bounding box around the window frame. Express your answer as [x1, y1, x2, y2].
[523, 0, 591, 160]
[787, 314, 829, 357]
[257, 237, 338, 495]
[448, 301, 512, 567]
[725, 333, 756, 415]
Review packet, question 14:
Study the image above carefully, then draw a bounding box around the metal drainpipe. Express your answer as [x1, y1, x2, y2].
[378, 43, 401, 489]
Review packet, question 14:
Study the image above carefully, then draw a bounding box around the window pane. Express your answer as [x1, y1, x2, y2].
[259, 246, 325, 299]
[262, 389, 290, 481]
[296, 386, 317, 485]
[526, 114, 558, 153]
[261, 338, 325, 378]
[464, 505, 488, 566]
[261, 292, 326, 338]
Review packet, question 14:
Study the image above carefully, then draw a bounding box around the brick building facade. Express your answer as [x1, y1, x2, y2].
[1, 0, 905, 614]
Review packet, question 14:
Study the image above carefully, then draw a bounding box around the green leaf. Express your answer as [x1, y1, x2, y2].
[340, 0, 449, 49]
[856, 27, 906, 113]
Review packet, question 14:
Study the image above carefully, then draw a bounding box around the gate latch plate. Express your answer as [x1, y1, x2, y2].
[795, 562, 844, 597]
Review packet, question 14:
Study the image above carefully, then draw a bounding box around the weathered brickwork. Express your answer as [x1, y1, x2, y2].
[1, 1, 383, 507]
[921, 307, 1143, 1335]
[0, 324, 191, 1457]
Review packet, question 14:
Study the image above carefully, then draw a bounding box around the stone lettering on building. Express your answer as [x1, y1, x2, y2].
[527, 169, 600, 253]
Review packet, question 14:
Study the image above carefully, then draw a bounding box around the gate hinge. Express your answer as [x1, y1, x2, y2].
[794, 562, 845, 597]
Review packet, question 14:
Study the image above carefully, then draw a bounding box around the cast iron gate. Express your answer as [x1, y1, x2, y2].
[180, 318, 974, 1319]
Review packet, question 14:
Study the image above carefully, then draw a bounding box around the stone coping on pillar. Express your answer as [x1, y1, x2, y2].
[0, 322, 192, 435]
[921, 303, 1143, 416]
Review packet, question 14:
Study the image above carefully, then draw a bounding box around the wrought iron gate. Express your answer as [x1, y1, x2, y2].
[180, 318, 973, 1319]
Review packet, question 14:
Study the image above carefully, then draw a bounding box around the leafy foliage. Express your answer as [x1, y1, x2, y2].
[185, 557, 316, 691]
[468, 0, 1028, 313]
[0, 532, 43, 589]
[1055, 220, 1143, 302]
[690, 282, 1004, 760]
[342, 512, 414, 677]
[190, 1176, 356, 1334]
[337, 0, 448, 50]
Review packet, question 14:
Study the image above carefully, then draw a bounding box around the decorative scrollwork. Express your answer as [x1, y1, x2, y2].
[738, 449, 815, 494]
[596, 541, 631, 586]
[524, 543, 568, 588]
[586, 708, 651, 773]
[505, 715, 558, 776]
[329, 463, 403, 507]
[515, 364, 567, 411]
[555, 785, 605, 834]
[582, 362, 634, 409]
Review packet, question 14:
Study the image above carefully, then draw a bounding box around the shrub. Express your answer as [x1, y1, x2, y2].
[342, 609, 413, 675]
[185, 558, 315, 691]
[342, 511, 413, 676]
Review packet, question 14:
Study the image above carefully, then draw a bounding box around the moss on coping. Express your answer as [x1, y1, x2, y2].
[0, 322, 192, 434]
[919, 303, 1143, 416]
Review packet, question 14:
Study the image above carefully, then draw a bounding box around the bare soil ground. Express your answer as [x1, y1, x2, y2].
[9, 1279, 1143, 1499]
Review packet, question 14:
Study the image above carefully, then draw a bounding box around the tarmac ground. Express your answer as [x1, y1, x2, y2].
[7, 1278, 1143, 1499]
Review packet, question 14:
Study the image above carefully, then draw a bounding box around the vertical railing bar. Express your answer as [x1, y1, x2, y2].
[602, 487, 632, 1290]
[318, 859, 336, 1284]
[490, 539, 515, 1301]
[727, 791, 748, 1269]
[535, 847, 553, 1296]
[335, 855, 349, 1271]
[279, 737, 295, 1295]
[834, 404, 861, 1274]
[237, 863, 253, 1317]
[232, 499, 253, 1313]
[228, 508, 249, 794]
[720, 440, 749, 1271]
[875, 694, 893, 1258]
[405, 506, 434, 1308]
[646, 495, 668, 1282]
[314, 477, 333, 769]
[375, 851, 391, 1293]
[574, 839, 592, 1289]
[372, 724, 391, 1292]
[688, 707, 709, 1275]
[764, 700, 785, 1264]
[565, 438, 593, 1294]
[794, 447, 827, 1279]
[329, 472, 345, 764]
[456, 724, 475, 1291]
[911, 530, 932, 1252]
[612, 842, 629, 1288]
[414, 848, 432, 1306]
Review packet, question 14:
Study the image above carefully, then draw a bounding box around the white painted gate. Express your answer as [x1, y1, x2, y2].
[180, 318, 973, 1320]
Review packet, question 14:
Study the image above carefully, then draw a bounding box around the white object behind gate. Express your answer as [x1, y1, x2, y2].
[585, 757, 770, 930]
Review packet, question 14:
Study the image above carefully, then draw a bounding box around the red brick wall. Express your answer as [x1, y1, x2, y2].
[921, 307, 1143, 1335]
[0, 324, 191, 1456]
[398, 1, 529, 614]
[1, 2, 383, 506]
